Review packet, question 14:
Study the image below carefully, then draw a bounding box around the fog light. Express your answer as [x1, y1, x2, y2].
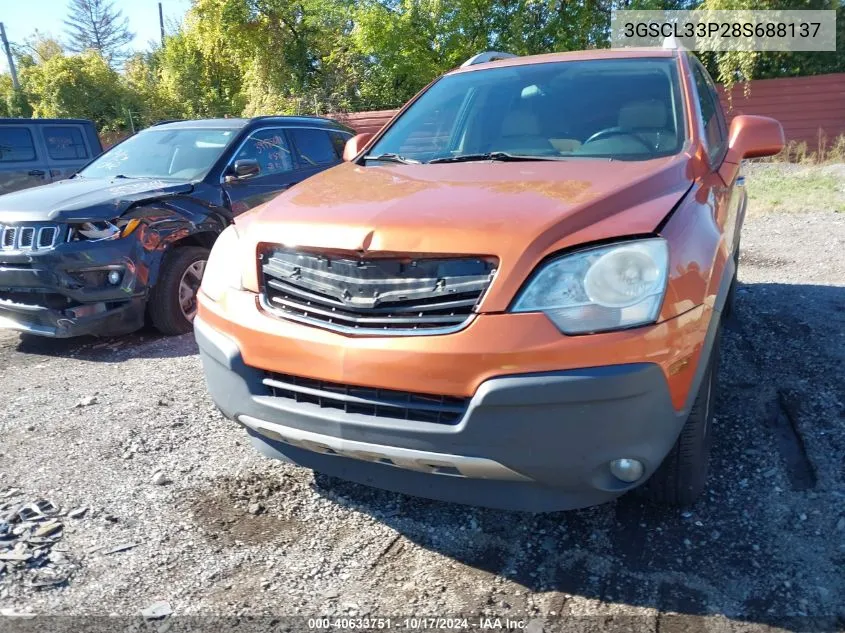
[107, 270, 122, 285]
[609, 458, 644, 483]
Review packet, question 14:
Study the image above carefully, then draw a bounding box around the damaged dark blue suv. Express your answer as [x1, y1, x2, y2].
[0, 116, 352, 338]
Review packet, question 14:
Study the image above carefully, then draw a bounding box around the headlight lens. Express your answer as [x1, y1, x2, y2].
[69, 219, 140, 241]
[511, 238, 669, 334]
[200, 225, 245, 302]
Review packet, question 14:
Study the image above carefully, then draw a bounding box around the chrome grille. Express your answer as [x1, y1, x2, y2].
[0, 223, 61, 252]
[264, 371, 468, 425]
[260, 247, 497, 336]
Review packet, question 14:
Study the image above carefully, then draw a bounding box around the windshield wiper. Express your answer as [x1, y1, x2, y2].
[362, 153, 420, 164]
[428, 152, 567, 164]
[112, 174, 136, 179]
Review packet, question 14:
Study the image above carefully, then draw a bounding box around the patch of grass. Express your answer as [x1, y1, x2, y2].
[745, 164, 845, 214]
[764, 133, 845, 165]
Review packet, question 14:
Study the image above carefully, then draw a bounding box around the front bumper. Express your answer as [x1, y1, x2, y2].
[0, 238, 148, 337]
[196, 316, 693, 512]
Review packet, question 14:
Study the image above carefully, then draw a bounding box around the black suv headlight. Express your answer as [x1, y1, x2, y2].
[68, 219, 140, 242]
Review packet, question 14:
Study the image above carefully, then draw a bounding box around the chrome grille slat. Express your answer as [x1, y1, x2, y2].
[269, 295, 468, 326]
[265, 277, 481, 313]
[260, 247, 497, 336]
[263, 371, 469, 425]
[0, 223, 61, 252]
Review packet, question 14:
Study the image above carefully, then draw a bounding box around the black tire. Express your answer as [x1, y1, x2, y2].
[641, 329, 721, 506]
[147, 246, 209, 336]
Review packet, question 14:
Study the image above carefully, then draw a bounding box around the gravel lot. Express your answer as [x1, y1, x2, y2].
[1, 199, 843, 631]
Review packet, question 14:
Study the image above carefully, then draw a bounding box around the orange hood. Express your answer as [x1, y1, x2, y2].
[238, 154, 694, 311]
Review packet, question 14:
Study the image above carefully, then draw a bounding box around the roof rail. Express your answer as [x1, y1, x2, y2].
[662, 35, 685, 50]
[460, 51, 517, 68]
[150, 119, 185, 126]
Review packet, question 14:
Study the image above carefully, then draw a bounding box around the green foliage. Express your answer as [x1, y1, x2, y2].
[696, 0, 844, 90]
[0, 0, 842, 135]
[20, 50, 133, 131]
[0, 75, 32, 118]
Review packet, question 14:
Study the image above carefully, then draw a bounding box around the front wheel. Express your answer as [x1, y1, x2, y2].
[147, 246, 209, 335]
[640, 330, 721, 506]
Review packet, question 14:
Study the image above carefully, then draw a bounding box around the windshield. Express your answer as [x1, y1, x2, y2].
[79, 128, 236, 180]
[367, 58, 686, 163]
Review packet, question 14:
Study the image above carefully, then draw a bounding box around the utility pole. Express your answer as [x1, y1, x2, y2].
[158, 3, 166, 46]
[0, 23, 20, 90]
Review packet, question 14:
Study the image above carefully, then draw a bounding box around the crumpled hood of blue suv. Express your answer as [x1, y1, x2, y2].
[0, 176, 194, 223]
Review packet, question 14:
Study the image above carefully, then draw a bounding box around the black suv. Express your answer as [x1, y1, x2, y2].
[0, 116, 353, 338]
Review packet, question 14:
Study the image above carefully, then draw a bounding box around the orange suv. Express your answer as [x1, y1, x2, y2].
[195, 48, 784, 511]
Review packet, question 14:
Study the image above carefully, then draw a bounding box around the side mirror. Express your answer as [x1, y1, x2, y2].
[227, 158, 260, 181]
[343, 133, 374, 162]
[727, 115, 785, 160]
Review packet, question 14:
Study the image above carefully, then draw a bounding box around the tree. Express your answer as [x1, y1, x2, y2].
[15, 30, 65, 64]
[21, 50, 133, 131]
[0, 74, 32, 118]
[696, 0, 844, 90]
[123, 51, 181, 126]
[64, 0, 134, 65]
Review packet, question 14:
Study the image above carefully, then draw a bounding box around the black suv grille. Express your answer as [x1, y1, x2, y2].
[259, 247, 497, 335]
[263, 372, 468, 425]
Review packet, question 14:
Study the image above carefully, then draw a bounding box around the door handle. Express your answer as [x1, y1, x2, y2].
[28, 169, 46, 177]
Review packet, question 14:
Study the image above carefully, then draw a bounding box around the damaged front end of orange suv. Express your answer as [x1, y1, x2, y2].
[194, 48, 784, 511]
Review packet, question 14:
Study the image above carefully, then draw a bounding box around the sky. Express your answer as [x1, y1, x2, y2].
[0, 0, 192, 72]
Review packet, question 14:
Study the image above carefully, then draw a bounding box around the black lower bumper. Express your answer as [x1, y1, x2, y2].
[195, 317, 690, 512]
[0, 296, 146, 337]
[0, 239, 149, 338]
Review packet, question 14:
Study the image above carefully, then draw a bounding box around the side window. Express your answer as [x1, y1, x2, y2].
[691, 61, 728, 165]
[234, 128, 294, 175]
[0, 128, 37, 162]
[43, 126, 89, 160]
[328, 130, 352, 159]
[290, 128, 340, 166]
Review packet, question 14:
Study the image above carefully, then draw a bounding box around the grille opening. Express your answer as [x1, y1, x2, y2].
[260, 247, 497, 335]
[38, 227, 57, 248]
[2, 229, 15, 248]
[263, 371, 468, 425]
[0, 291, 75, 310]
[19, 228, 34, 248]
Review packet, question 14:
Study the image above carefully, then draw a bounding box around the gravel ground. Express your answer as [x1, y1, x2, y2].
[0, 207, 843, 632]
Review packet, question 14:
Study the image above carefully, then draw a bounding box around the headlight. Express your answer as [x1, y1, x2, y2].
[69, 219, 140, 241]
[511, 238, 669, 334]
[200, 225, 246, 302]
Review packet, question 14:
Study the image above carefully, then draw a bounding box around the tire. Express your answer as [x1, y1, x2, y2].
[641, 328, 721, 506]
[723, 243, 740, 320]
[147, 246, 209, 336]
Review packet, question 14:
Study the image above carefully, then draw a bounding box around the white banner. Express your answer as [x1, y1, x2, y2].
[611, 10, 837, 52]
